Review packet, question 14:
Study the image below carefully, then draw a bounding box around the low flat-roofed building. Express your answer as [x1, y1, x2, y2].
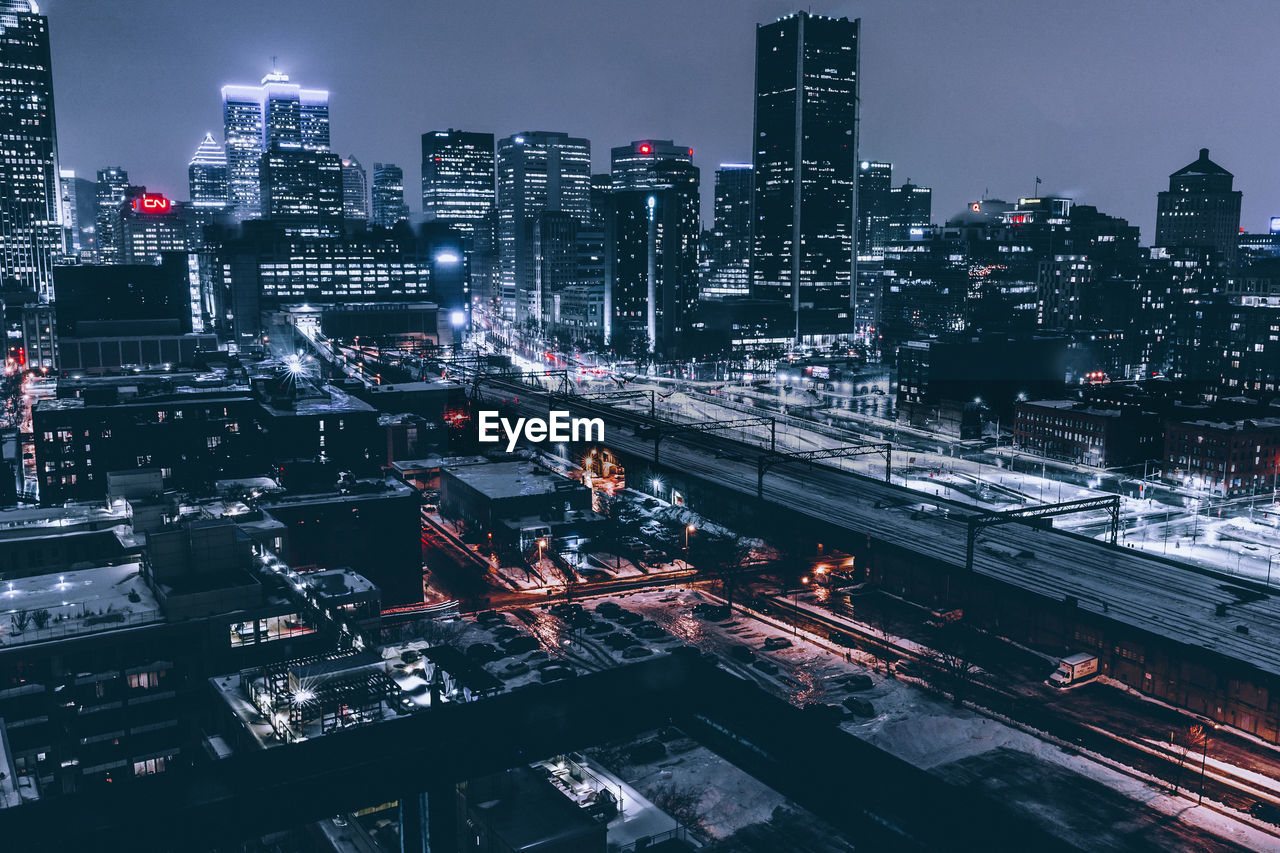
[440, 460, 591, 537]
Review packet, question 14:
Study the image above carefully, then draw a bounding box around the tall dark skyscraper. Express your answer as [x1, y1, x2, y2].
[0, 0, 61, 299]
[888, 181, 931, 242]
[188, 132, 229, 248]
[341, 155, 369, 220]
[371, 162, 409, 228]
[222, 71, 330, 220]
[609, 139, 694, 190]
[259, 145, 343, 237]
[751, 11, 860, 341]
[495, 131, 592, 323]
[703, 163, 753, 299]
[1155, 148, 1241, 264]
[94, 167, 131, 264]
[421, 129, 495, 234]
[856, 160, 891, 261]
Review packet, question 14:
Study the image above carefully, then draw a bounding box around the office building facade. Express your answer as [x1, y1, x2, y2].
[421, 129, 495, 234]
[1155, 148, 1241, 264]
[341, 155, 369, 220]
[371, 163, 409, 228]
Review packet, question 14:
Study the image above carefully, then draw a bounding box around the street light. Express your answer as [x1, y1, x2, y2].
[684, 524, 696, 566]
[1198, 723, 1219, 805]
[793, 576, 810, 636]
[536, 538, 547, 579]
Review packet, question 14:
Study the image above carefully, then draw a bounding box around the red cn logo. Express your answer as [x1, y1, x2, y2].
[133, 193, 171, 213]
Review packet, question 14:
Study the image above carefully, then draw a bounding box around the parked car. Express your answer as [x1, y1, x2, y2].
[752, 659, 779, 675]
[842, 697, 876, 717]
[400, 649, 423, 664]
[585, 621, 614, 635]
[540, 665, 576, 682]
[729, 645, 754, 663]
[465, 642, 502, 663]
[761, 637, 792, 651]
[501, 636, 539, 654]
[622, 646, 654, 659]
[844, 674, 874, 691]
[603, 633, 639, 650]
[499, 661, 530, 678]
[613, 610, 643, 625]
[595, 601, 623, 616]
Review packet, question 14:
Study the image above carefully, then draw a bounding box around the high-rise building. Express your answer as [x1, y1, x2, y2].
[187, 133, 230, 246]
[94, 167, 131, 264]
[0, 0, 62, 298]
[1155, 148, 1241, 264]
[58, 169, 79, 256]
[188, 132, 229, 209]
[703, 163, 753, 299]
[258, 145, 344, 237]
[421, 129, 495, 234]
[589, 174, 612, 230]
[495, 131, 592, 323]
[856, 160, 891, 261]
[118, 189, 188, 264]
[341, 155, 368, 220]
[371, 163, 409, 228]
[610, 139, 694, 190]
[605, 185, 700, 358]
[751, 11, 860, 341]
[888, 181, 931, 242]
[222, 71, 330, 220]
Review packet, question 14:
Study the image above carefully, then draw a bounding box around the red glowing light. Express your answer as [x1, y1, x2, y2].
[687, 148, 693, 156]
[133, 193, 171, 213]
[639, 144, 652, 154]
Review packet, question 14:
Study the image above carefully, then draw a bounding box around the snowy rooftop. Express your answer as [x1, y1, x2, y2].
[0, 562, 161, 647]
[444, 460, 565, 501]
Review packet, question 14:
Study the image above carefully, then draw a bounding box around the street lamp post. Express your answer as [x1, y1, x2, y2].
[684, 524, 696, 568]
[1198, 724, 1218, 805]
[793, 575, 810, 637]
[537, 538, 547, 580]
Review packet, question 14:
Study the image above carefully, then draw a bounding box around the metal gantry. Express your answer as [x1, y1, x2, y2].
[556, 389, 656, 418]
[755, 443, 892, 498]
[635, 416, 777, 464]
[964, 495, 1121, 572]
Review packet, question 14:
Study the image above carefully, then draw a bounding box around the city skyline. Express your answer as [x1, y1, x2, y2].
[41, 0, 1280, 237]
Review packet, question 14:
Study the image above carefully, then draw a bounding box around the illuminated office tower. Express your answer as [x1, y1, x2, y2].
[751, 11, 860, 341]
[703, 163, 753, 299]
[94, 167, 131, 264]
[222, 70, 330, 219]
[188, 133, 228, 209]
[609, 139, 694, 190]
[857, 160, 891, 261]
[1155, 148, 1242, 264]
[887, 181, 931, 241]
[0, 0, 63, 298]
[341, 156, 369, 220]
[259, 145, 343, 237]
[421, 129, 495, 234]
[495, 131, 592, 323]
[371, 163, 409, 228]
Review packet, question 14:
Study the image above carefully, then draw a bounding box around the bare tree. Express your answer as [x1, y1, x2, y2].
[650, 782, 708, 838]
[927, 624, 980, 706]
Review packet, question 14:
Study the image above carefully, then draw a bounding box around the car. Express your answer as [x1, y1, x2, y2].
[842, 697, 876, 717]
[728, 645, 754, 663]
[525, 650, 551, 663]
[595, 601, 623, 615]
[490, 625, 520, 641]
[1250, 801, 1280, 826]
[475, 610, 505, 625]
[465, 642, 502, 663]
[584, 621, 614, 635]
[603, 633, 639, 650]
[844, 674, 874, 691]
[501, 636, 540, 654]
[622, 646, 654, 659]
[761, 637, 792, 651]
[540, 665, 576, 682]
[693, 603, 731, 621]
[641, 550, 666, 565]
[827, 631, 858, 648]
[632, 625, 666, 641]
[752, 659, 779, 675]
[566, 611, 594, 628]
[400, 650, 422, 664]
[613, 610, 643, 625]
[499, 661, 530, 678]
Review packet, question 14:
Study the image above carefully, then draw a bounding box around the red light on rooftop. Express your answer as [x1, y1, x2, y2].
[687, 148, 693, 157]
[639, 143, 652, 155]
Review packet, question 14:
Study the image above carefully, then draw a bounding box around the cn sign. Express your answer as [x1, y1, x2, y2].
[133, 193, 171, 213]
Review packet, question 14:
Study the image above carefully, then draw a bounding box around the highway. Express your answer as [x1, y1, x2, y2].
[473, 374, 1280, 682]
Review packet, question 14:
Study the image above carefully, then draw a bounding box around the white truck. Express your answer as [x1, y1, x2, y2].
[1048, 652, 1098, 688]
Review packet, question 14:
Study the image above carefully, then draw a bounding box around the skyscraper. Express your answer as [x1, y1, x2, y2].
[702, 163, 753, 299]
[341, 156, 369, 220]
[222, 71, 330, 219]
[371, 163, 409, 228]
[609, 140, 694, 190]
[259, 145, 344, 237]
[94, 167, 131, 264]
[0, 0, 62, 298]
[751, 11, 860, 341]
[887, 181, 931, 242]
[495, 131, 592, 323]
[189, 133, 229, 209]
[1155, 148, 1241, 264]
[421, 129, 495, 234]
[856, 160, 891, 261]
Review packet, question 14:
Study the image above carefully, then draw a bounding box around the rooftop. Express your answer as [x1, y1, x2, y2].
[0, 562, 161, 648]
[443, 460, 567, 501]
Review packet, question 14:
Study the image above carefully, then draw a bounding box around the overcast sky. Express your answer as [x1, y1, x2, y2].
[44, 0, 1280, 239]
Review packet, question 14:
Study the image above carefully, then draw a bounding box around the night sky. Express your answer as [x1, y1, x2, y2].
[44, 0, 1280, 238]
